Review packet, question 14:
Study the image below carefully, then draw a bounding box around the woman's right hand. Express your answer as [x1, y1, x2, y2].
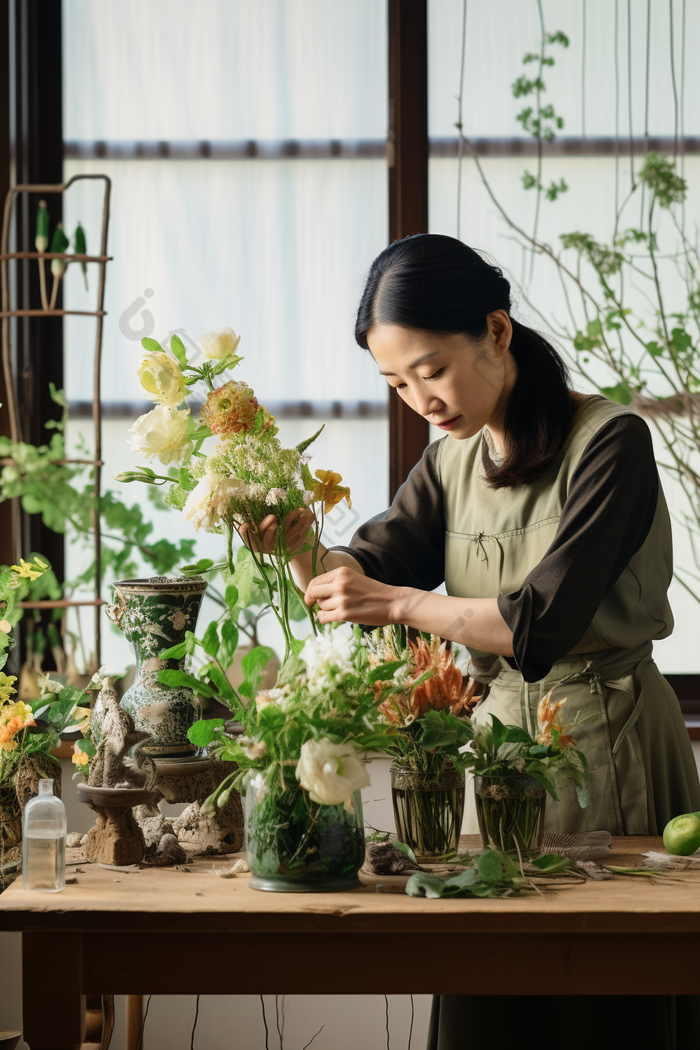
[238, 507, 316, 558]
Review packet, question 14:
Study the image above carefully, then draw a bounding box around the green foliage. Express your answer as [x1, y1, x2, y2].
[406, 849, 531, 899]
[465, 714, 590, 808]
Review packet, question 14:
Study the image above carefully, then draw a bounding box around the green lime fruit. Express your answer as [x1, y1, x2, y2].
[663, 813, 700, 856]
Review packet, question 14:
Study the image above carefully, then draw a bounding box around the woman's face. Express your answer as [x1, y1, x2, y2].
[367, 310, 516, 441]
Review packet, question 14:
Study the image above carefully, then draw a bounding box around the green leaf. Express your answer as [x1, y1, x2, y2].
[530, 853, 571, 874]
[158, 668, 215, 698]
[393, 841, 418, 866]
[232, 546, 255, 608]
[159, 640, 188, 660]
[475, 850, 504, 884]
[646, 340, 663, 358]
[600, 382, 633, 406]
[239, 645, 276, 700]
[188, 718, 225, 747]
[180, 558, 215, 575]
[224, 584, 239, 612]
[179, 468, 196, 491]
[170, 334, 188, 369]
[202, 621, 220, 658]
[206, 665, 238, 705]
[405, 872, 445, 898]
[220, 619, 239, 668]
[141, 337, 164, 353]
[367, 660, 404, 685]
[296, 424, 325, 455]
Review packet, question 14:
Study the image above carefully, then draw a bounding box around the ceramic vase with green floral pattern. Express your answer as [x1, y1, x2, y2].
[101, 576, 208, 757]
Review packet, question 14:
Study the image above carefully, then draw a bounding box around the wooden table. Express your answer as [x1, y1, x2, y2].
[2, 836, 700, 1050]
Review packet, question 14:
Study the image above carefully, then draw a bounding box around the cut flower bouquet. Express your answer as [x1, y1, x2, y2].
[467, 691, 590, 855]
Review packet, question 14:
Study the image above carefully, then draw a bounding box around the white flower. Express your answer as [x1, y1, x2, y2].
[137, 351, 186, 408]
[266, 487, 286, 504]
[196, 327, 241, 360]
[301, 629, 355, 684]
[295, 737, 370, 812]
[128, 405, 190, 465]
[239, 736, 267, 760]
[183, 472, 246, 531]
[249, 772, 270, 803]
[302, 490, 314, 505]
[90, 664, 108, 687]
[183, 474, 216, 530]
[37, 673, 62, 695]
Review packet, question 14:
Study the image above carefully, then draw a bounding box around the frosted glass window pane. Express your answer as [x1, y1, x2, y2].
[63, 0, 387, 141]
[429, 0, 700, 138]
[62, 157, 388, 405]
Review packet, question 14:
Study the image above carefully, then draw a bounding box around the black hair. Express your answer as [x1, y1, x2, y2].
[355, 233, 573, 488]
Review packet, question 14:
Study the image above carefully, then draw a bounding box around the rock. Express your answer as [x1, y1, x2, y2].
[173, 794, 243, 855]
[66, 832, 84, 848]
[147, 834, 187, 867]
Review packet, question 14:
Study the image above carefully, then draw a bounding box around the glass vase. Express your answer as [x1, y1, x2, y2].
[391, 764, 465, 861]
[245, 783, 365, 892]
[474, 773, 546, 855]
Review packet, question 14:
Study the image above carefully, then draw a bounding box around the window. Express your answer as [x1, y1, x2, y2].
[61, 0, 389, 665]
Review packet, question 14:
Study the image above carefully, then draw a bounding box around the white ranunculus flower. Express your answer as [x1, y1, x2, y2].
[128, 405, 190, 465]
[183, 473, 246, 531]
[137, 351, 186, 407]
[196, 326, 241, 360]
[183, 474, 216, 530]
[295, 737, 370, 812]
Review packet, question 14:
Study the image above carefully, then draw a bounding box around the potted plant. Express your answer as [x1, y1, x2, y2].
[369, 627, 476, 860]
[466, 692, 590, 856]
[188, 625, 401, 891]
[0, 557, 95, 885]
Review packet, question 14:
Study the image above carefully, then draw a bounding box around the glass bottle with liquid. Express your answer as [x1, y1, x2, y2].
[22, 779, 66, 892]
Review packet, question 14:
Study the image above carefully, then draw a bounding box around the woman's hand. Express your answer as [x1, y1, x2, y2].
[304, 566, 397, 625]
[239, 507, 315, 557]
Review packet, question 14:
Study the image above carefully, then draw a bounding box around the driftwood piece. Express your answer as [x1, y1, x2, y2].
[362, 841, 421, 875]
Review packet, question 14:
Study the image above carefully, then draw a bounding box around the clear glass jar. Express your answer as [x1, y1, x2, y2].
[21, 779, 66, 893]
[391, 764, 465, 861]
[245, 783, 365, 892]
[474, 773, 546, 855]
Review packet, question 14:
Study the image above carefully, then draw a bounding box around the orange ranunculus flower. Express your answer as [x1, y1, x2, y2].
[536, 690, 576, 748]
[200, 380, 262, 437]
[0, 702, 35, 751]
[377, 636, 473, 724]
[71, 743, 89, 767]
[310, 470, 352, 514]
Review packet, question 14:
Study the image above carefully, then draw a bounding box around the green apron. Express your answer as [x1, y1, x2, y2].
[438, 395, 700, 835]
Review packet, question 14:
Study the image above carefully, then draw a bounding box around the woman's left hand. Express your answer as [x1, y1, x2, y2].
[304, 567, 398, 625]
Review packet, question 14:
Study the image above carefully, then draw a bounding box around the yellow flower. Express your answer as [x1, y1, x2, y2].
[11, 557, 47, 581]
[0, 619, 11, 633]
[137, 351, 187, 408]
[0, 673, 18, 703]
[310, 469, 352, 514]
[200, 380, 263, 437]
[68, 706, 92, 735]
[71, 743, 89, 767]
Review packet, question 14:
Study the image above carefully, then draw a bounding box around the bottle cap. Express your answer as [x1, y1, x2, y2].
[38, 779, 54, 795]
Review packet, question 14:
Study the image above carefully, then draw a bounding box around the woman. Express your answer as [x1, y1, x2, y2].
[252, 234, 700, 1048]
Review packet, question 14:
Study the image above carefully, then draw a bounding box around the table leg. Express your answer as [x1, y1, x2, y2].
[22, 933, 86, 1050]
[125, 996, 142, 1050]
